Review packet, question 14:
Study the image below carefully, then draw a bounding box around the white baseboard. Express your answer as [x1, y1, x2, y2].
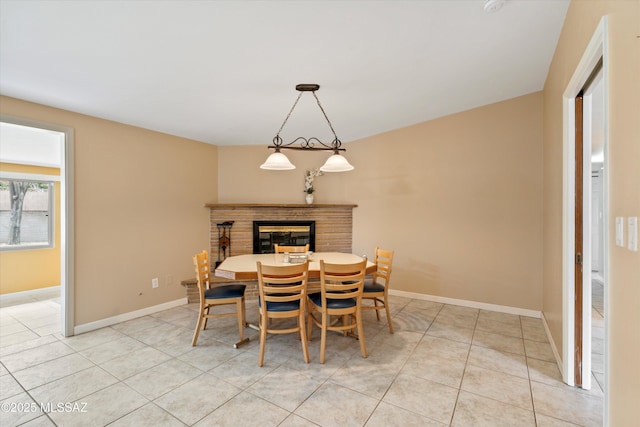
[0, 285, 60, 301]
[74, 297, 188, 335]
[541, 311, 564, 374]
[389, 289, 541, 318]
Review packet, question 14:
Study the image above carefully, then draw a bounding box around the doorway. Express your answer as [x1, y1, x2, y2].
[587, 74, 606, 394]
[561, 14, 608, 412]
[0, 114, 74, 337]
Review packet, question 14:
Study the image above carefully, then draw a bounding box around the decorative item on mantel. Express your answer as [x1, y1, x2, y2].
[304, 169, 323, 204]
[216, 221, 234, 267]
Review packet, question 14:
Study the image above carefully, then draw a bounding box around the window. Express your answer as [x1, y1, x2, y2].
[0, 178, 54, 250]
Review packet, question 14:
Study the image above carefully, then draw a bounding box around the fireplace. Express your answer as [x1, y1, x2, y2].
[207, 204, 356, 257]
[253, 220, 315, 254]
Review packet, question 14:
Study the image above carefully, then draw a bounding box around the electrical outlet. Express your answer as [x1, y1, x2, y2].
[167, 275, 173, 286]
[615, 217, 624, 247]
[628, 217, 638, 252]
[152, 278, 159, 288]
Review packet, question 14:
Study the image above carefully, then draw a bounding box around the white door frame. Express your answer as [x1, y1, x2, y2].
[561, 14, 608, 417]
[0, 114, 75, 337]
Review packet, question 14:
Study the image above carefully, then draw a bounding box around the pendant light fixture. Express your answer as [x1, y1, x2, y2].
[260, 84, 354, 172]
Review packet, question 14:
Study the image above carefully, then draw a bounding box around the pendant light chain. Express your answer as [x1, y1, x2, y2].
[274, 91, 304, 144]
[312, 91, 341, 148]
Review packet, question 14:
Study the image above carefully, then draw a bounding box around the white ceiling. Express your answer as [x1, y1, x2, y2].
[0, 0, 569, 147]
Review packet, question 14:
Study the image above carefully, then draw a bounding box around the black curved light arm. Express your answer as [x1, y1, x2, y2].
[270, 84, 345, 153]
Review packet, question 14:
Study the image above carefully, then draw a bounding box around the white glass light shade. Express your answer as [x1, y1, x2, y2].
[320, 153, 354, 172]
[260, 151, 296, 170]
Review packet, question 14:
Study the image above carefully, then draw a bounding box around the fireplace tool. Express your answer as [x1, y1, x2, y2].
[216, 221, 234, 268]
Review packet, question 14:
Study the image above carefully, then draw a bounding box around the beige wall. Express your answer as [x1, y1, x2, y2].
[2, 3, 636, 418]
[219, 93, 544, 311]
[0, 163, 61, 294]
[0, 96, 218, 325]
[542, 0, 639, 424]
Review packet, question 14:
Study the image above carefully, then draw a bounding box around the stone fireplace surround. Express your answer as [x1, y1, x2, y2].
[206, 203, 357, 259]
[180, 203, 357, 301]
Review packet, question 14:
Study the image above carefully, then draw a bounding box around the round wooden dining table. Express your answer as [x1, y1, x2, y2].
[214, 252, 376, 280]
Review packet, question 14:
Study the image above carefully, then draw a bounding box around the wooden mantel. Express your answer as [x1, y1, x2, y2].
[206, 203, 357, 258]
[205, 203, 358, 208]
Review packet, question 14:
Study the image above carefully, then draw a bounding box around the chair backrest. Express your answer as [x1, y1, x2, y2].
[257, 261, 309, 306]
[193, 250, 211, 296]
[274, 244, 309, 253]
[319, 259, 367, 301]
[373, 247, 394, 287]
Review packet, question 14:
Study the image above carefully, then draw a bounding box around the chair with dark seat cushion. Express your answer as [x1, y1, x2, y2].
[191, 250, 246, 346]
[362, 247, 395, 333]
[256, 261, 310, 367]
[307, 259, 368, 364]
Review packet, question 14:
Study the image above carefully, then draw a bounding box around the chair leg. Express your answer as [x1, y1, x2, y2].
[384, 296, 394, 333]
[236, 300, 244, 341]
[192, 309, 204, 346]
[342, 314, 349, 336]
[203, 306, 210, 330]
[319, 311, 328, 364]
[299, 311, 310, 363]
[258, 312, 267, 367]
[241, 297, 247, 327]
[240, 297, 247, 327]
[307, 309, 314, 341]
[374, 298, 381, 320]
[356, 308, 368, 358]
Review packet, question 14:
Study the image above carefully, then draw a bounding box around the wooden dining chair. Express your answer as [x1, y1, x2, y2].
[362, 247, 395, 333]
[256, 261, 310, 366]
[307, 259, 368, 364]
[191, 250, 247, 346]
[274, 244, 309, 253]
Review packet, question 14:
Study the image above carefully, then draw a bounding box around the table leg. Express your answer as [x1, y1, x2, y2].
[234, 323, 260, 348]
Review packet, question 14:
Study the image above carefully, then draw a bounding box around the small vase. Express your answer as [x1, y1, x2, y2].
[305, 194, 314, 204]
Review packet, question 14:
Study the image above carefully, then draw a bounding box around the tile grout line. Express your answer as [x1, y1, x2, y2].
[361, 301, 447, 427]
[522, 314, 540, 426]
[448, 307, 480, 426]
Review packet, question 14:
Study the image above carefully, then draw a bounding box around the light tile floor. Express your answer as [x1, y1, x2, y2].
[591, 280, 605, 393]
[0, 291, 604, 426]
